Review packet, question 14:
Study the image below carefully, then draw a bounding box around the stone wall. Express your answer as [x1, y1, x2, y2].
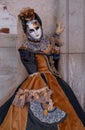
[58, 0, 85, 110]
[0, 0, 85, 110]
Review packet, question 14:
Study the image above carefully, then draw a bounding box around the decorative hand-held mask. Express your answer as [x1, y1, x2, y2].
[26, 20, 42, 40]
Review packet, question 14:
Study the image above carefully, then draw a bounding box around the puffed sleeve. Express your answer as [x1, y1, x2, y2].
[18, 48, 38, 74]
[52, 47, 60, 60]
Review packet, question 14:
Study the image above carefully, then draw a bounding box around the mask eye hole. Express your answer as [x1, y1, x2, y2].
[29, 29, 34, 33]
[36, 26, 39, 30]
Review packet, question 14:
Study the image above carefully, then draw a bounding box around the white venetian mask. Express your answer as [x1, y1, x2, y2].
[26, 20, 42, 40]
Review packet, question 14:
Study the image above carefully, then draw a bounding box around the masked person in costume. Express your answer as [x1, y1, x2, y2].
[0, 7, 85, 130]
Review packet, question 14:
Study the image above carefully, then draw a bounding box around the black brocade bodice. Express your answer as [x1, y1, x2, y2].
[19, 49, 38, 74]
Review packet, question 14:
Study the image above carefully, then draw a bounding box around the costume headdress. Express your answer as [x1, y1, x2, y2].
[18, 7, 42, 34]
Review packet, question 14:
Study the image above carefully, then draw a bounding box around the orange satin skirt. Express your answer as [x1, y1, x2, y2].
[0, 54, 85, 130]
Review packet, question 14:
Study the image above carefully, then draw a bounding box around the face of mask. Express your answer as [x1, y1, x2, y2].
[26, 20, 42, 40]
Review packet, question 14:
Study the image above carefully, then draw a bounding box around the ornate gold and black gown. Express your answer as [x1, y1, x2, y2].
[0, 36, 85, 130]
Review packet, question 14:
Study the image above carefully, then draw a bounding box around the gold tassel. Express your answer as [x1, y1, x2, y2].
[43, 109, 48, 116]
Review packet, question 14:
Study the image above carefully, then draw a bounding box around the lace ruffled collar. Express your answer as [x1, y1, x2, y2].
[23, 35, 50, 51]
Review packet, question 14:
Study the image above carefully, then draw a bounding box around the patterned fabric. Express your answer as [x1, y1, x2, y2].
[12, 87, 53, 107]
[23, 35, 50, 51]
[19, 49, 38, 74]
[26, 106, 58, 130]
[29, 101, 67, 125]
